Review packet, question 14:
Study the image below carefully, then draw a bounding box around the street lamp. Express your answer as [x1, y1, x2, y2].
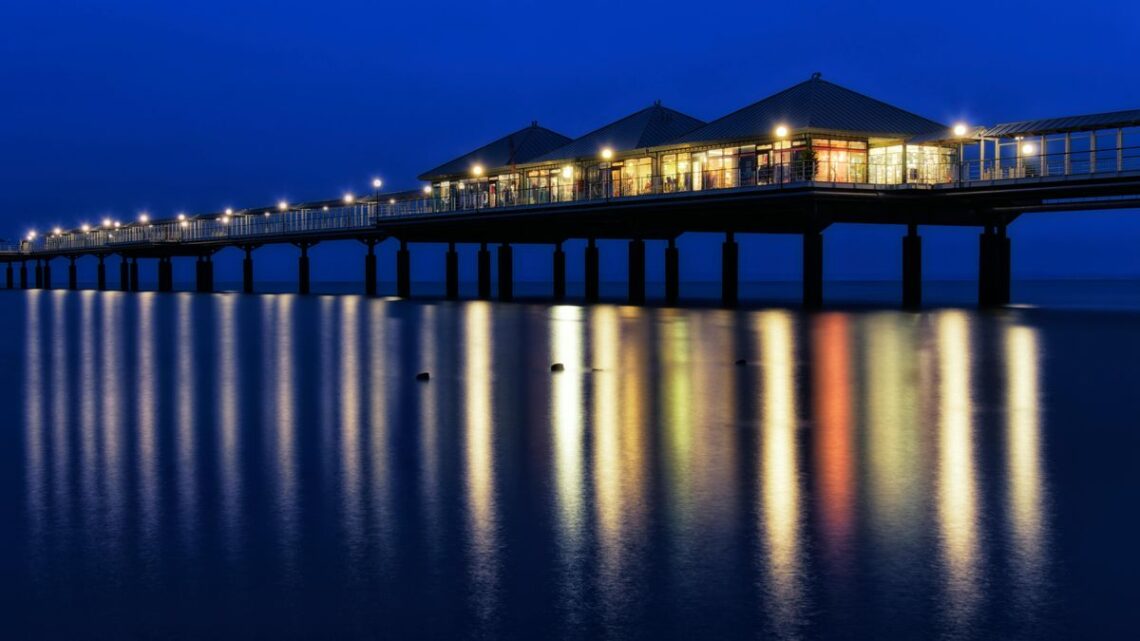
[278, 200, 288, 212]
[600, 147, 614, 161]
[472, 165, 484, 177]
[953, 123, 969, 137]
[344, 193, 355, 204]
[103, 217, 113, 228]
[139, 213, 149, 223]
[81, 224, 90, 232]
[422, 185, 432, 195]
[774, 125, 789, 139]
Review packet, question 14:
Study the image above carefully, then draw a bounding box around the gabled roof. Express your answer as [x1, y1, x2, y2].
[980, 108, 1140, 138]
[529, 103, 705, 163]
[418, 123, 572, 180]
[673, 74, 945, 144]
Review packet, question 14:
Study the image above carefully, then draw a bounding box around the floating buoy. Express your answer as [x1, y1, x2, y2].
[551, 363, 564, 372]
[415, 372, 430, 381]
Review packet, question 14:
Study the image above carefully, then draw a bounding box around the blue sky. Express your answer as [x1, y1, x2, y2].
[2, 0, 1139, 283]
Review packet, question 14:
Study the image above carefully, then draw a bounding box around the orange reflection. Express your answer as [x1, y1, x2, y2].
[813, 313, 854, 567]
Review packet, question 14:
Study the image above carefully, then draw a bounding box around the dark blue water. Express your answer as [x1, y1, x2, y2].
[2, 286, 1138, 639]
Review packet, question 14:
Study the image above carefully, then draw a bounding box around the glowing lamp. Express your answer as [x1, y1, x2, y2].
[472, 164, 484, 177]
[139, 213, 149, 223]
[600, 148, 614, 160]
[953, 123, 968, 137]
[372, 178, 383, 189]
[562, 166, 573, 179]
[422, 185, 432, 194]
[1021, 143, 1037, 155]
[52, 227, 62, 235]
[103, 218, 113, 228]
[278, 200, 288, 211]
[774, 125, 789, 138]
[388, 198, 396, 204]
[344, 193, 355, 204]
[81, 224, 90, 232]
[27, 231, 36, 240]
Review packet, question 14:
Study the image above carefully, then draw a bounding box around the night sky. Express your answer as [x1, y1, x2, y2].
[2, 0, 1139, 285]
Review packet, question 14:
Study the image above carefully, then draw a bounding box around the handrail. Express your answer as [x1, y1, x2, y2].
[8, 145, 1140, 257]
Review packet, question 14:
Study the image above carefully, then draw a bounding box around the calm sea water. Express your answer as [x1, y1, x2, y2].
[2, 286, 1139, 639]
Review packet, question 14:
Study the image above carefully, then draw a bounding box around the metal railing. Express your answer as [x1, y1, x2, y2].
[8, 146, 1140, 257]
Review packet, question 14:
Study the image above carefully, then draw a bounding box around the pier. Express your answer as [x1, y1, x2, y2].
[4, 75, 1138, 308]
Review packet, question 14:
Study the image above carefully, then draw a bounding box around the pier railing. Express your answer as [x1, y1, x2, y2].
[8, 145, 1140, 256]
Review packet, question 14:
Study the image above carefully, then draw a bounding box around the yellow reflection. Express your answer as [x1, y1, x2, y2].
[936, 311, 981, 626]
[659, 310, 693, 528]
[464, 301, 498, 625]
[419, 305, 441, 538]
[216, 294, 241, 557]
[591, 305, 621, 555]
[757, 310, 803, 632]
[176, 294, 199, 553]
[551, 305, 585, 540]
[1005, 324, 1047, 604]
[813, 314, 854, 567]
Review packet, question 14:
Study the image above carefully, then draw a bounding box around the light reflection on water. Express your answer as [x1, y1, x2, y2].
[4, 291, 1074, 639]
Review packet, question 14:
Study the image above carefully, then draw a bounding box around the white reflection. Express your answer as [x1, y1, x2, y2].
[550, 304, 586, 620]
[367, 299, 392, 570]
[339, 296, 365, 566]
[50, 292, 71, 548]
[464, 301, 498, 627]
[757, 310, 804, 635]
[216, 294, 241, 558]
[78, 293, 98, 537]
[936, 311, 981, 629]
[1005, 324, 1048, 610]
[137, 294, 159, 566]
[176, 294, 199, 554]
[100, 293, 126, 565]
[268, 296, 299, 578]
[24, 291, 44, 559]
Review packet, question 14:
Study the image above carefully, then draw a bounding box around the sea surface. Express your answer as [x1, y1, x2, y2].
[2, 282, 1138, 639]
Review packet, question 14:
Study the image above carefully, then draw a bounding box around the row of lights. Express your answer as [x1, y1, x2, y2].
[26, 176, 431, 241]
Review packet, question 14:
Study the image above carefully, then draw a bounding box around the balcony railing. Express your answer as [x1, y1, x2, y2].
[7, 146, 1139, 256]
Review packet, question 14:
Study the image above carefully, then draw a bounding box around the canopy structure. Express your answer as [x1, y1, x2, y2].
[529, 102, 704, 163]
[418, 123, 572, 181]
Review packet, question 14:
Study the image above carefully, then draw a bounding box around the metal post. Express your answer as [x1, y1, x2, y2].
[34, 259, 43, 289]
[445, 242, 459, 300]
[497, 243, 513, 302]
[665, 237, 679, 306]
[552, 241, 566, 301]
[978, 226, 998, 307]
[396, 240, 410, 298]
[1090, 131, 1097, 173]
[96, 255, 106, 291]
[68, 257, 78, 290]
[1064, 133, 1071, 175]
[298, 244, 311, 295]
[362, 241, 377, 296]
[477, 242, 491, 299]
[158, 257, 173, 292]
[20, 261, 28, 289]
[721, 232, 738, 308]
[803, 230, 823, 309]
[585, 238, 599, 303]
[902, 224, 921, 309]
[628, 238, 645, 304]
[1118, 128, 1124, 172]
[243, 246, 255, 294]
[129, 257, 139, 291]
[42, 259, 52, 290]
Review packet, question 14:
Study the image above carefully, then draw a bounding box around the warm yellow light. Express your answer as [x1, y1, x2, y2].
[27, 231, 36, 240]
[103, 217, 112, 228]
[561, 165, 573, 179]
[372, 178, 383, 189]
[177, 213, 186, 221]
[388, 198, 396, 204]
[221, 215, 231, 224]
[472, 164, 484, 177]
[953, 123, 968, 137]
[52, 227, 62, 235]
[1021, 143, 1037, 155]
[600, 147, 614, 160]
[344, 193, 355, 204]
[113, 221, 121, 228]
[81, 224, 90, 232]
[139, 213, 149, 223]
[179, 220, 188, 228]
[775, 125, 789, 138]
[422, 185, 432, 194]
[225, 208, 233, 216]
[278, 200, 288, 211]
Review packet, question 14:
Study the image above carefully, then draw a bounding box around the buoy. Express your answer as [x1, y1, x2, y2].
[551, 363, 564, 372]
[415, 372, 430, 381]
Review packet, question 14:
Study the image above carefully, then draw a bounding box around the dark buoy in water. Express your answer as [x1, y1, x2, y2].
[551, 363, 564, 372]
[416, 372, 431, 381]
[734, 359, 747, 366]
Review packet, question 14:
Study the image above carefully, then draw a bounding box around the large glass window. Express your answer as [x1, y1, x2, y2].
[660, 153, 693, 193]
[811, 139, 868, 183]
[620, 157, 653, 196]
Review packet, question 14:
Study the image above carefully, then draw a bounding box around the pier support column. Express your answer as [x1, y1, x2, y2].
[477, 243, 491, 300]
[5, 262, 12, 289]
[363, 240, 377, 296]
[243, 246, 255, 294]
[129, 257, 139, 292]
[396, 240, 411, 298]
[96, 255, 106, 291]
[498, 243, 513, 302]
[120, 256, 129, 291]
[298, 243, 312, 295]
[20, 261, 28, 289]
[978, 226, 1000, 307]
[34, 260, 43, 289]
[68, 257, 78, 290]
[445, 242, 459, 300]
[158, 257, 173, 292]
[628, 238, 645, 304]
[585, 238, 599, 303]
[721, 232, 738, 308]
[553, 242, 566, 301]
[803, 230, 823, 309]
[196, 255, 214, 293]
[665, 238, 680, 306]
[997, 225, 1011, 306]
[902, 224, 922, 309]
[43, 259, 52, 290]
